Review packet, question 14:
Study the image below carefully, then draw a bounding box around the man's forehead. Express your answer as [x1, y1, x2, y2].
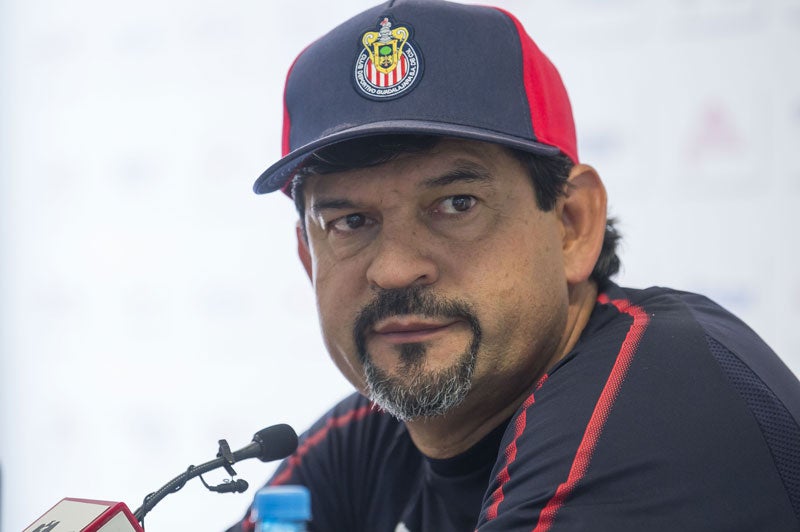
[301, 137, 513, 196]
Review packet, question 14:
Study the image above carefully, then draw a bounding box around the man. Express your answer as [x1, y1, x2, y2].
[229, 1, 800, 530]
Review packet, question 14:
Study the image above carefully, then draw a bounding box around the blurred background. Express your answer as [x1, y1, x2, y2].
[1, 0, 799, 530]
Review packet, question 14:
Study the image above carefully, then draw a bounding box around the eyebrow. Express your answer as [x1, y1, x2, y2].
[309, 160, 495, 216]
[420, 160, 494, 189]
[310, 198, 359, 218]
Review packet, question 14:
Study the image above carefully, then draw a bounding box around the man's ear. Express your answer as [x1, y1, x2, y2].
[296, 222, 313, 281]
[558, 164, 607, 285]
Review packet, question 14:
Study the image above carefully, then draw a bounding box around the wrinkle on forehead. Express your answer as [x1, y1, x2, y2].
[304, 138, 510, 207]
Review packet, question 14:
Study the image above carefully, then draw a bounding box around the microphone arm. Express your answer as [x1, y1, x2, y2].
[133, 454, 240, 522]
[133, 424, 298, 524]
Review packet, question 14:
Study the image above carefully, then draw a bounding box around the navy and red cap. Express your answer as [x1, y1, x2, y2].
[253, 0, 578, 195]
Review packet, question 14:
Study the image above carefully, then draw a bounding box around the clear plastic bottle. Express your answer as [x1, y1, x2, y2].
[254, 485, 311, 532]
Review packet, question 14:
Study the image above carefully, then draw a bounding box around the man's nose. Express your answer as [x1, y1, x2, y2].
[365, 226, 439, 291]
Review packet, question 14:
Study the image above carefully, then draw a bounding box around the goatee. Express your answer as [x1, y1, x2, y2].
[353, 286, 482, 421]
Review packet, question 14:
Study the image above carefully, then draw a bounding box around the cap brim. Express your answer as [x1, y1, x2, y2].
[252, 120, 561, 194]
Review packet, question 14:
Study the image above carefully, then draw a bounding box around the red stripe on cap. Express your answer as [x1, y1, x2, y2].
[494, 9, 579, 164]
[282, 45, 315, 157]
[280, 45, 315, 196]
[485, 374, 549, 521]
[281, 101, 291, 157]
[281, 68, 293, 157]
[270, 403, 376, 486]
[531, 295, 649, 532]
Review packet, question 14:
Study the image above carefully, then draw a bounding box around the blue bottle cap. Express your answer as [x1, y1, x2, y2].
[254, 485, 311, 522]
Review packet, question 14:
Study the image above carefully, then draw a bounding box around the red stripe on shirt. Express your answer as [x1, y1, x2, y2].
[270, 403, 376, 486]
[531, 295, 649, 532]
[241, 404, 378, 530]
[485, 373, 549, 521]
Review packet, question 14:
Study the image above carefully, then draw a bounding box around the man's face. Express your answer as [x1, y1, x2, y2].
[299, 138, 571, 421]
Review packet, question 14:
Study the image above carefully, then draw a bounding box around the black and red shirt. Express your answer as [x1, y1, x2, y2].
[227, 284, 800, 531]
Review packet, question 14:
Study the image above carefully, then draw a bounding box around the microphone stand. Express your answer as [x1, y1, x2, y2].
[133, 438, 247, 524]
[132, 424, 297, 528]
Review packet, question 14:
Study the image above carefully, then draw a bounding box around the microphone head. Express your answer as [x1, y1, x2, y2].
[252, 424, 298, 462]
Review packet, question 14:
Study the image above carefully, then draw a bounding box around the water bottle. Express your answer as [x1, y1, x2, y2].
[254, 485, 311, 532]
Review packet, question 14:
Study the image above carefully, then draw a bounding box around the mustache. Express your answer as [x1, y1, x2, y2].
[353, 286, 481, 360]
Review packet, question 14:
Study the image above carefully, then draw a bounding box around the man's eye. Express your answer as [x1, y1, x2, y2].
[331, 213, 368, 232]
[438, 195, 476, 214]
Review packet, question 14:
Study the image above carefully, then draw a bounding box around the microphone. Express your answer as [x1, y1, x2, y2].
[132, 424, 298, 524]
[208, 478, 249, 493]
[232, 424, 300, 463]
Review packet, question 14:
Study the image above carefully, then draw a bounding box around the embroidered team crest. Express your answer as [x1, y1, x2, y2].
[354, 17, 422, 100]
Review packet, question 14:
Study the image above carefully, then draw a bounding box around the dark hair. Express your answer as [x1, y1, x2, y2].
[291, 135, 620, 286]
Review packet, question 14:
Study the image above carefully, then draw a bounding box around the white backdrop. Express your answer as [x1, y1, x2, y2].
[2, 1, 799, 531]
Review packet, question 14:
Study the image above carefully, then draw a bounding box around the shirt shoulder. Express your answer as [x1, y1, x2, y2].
[271, 393, 422, 532]
[477, 284, 800, 531]
[228, 393, 421, 532]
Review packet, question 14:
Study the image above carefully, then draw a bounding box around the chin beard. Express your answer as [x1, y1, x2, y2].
[353, 286, 482, 421]
[362, 342, 477, 421]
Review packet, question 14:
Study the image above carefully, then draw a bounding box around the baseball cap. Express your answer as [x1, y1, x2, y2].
[253, 0, 578, 195]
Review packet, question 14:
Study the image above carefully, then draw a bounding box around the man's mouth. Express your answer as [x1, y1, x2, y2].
[371, 317, 461, 344]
